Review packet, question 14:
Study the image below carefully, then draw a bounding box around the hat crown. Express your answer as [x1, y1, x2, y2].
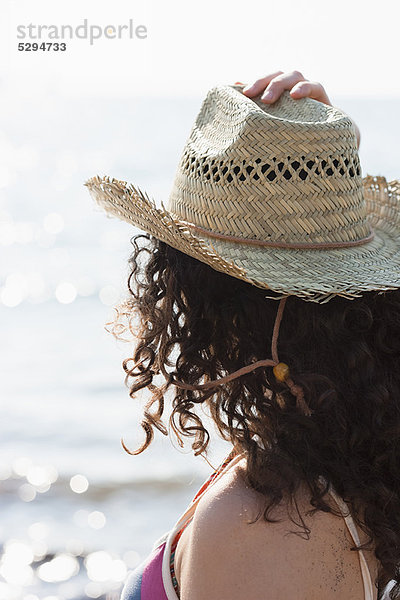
[167, 84, 370, 246]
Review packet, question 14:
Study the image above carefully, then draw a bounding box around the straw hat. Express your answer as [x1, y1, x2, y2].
[85, 83, 400, 305]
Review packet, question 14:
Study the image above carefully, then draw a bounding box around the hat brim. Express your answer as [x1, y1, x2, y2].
[85, 174, 400, 304]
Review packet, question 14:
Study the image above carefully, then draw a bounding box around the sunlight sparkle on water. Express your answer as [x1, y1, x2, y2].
[0, 215, 36, 246]
[28, 522, 49, 541]
[3, 541, 33, 565]
[26, 464, 58, 492]
[18, 484, 36, 502]
[0, 462, 12, 480]
[13, 457, 33, 477]
[55, 281, 77, 304]
[85, 581, 104, 598]
[88, 511, 106, 530]
[27, 466, 51, 487]
[0, 541, 34, 585]
[37, 553, 79, 583]
[85, 551, 127, 583]
[1, 272, 26, 307]
[31, 540, 48, 560]
[99, 285, 120, 306]
[69, 474, 89, 494]
[65, 538, 85, 556]
[26, 272, 47, 303]
[0, 271, 49, 307]
[73, 509, 89, 528]
[0, 582, 20, 600]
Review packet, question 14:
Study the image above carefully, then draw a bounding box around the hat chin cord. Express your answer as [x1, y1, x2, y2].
[171, 296, 313, 417]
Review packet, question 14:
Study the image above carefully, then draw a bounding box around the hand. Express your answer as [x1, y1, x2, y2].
[234, 70, 360, 149]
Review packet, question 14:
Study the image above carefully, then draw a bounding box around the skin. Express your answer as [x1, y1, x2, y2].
[175, 457, 379, 600]
[234, 70, 361, 149]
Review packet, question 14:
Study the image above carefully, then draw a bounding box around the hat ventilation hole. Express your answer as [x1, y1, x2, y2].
[181, 150, 361, 185]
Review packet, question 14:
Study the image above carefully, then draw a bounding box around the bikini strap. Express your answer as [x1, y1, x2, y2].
[321, 478, 374, 600]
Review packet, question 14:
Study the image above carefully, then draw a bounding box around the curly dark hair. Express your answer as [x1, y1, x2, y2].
[107, 231, 400, 599]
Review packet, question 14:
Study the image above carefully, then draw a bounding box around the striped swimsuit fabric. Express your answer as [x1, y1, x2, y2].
[120, 450, 385, 600]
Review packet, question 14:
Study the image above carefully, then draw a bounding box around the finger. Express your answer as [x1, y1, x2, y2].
[242, 71, 284, 96]
[260, 70, 306, 103]
[290, 81, 332, 106]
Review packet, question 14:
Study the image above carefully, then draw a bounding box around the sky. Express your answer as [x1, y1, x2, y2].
[2, 0, 400, 102]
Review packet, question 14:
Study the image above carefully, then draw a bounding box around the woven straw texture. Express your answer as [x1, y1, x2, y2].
[85, 84, 400, 304]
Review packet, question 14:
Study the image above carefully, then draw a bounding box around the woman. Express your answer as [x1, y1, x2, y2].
[86, 70, 400, 599]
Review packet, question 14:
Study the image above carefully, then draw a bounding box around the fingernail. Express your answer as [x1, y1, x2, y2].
[292, 86, 302, 95]
[242, 84, 253, 93]
[261, 90, 273, 100]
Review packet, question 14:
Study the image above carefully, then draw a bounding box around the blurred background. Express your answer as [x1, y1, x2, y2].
[1, 0, 399, 598]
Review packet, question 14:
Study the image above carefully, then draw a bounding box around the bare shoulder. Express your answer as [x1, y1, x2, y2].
[175, 457, 378, 600]
[187, 456, 260, 530]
